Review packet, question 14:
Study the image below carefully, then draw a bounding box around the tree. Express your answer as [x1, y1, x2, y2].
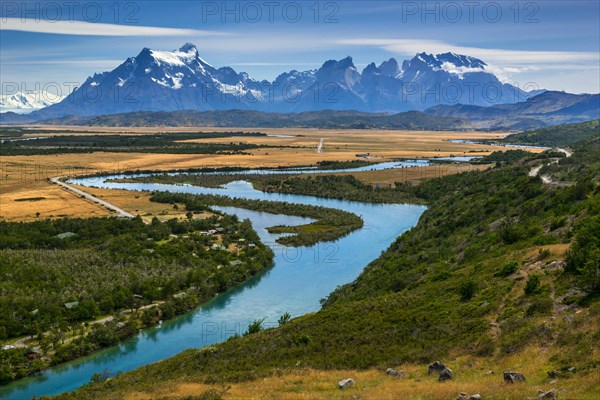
[278, 312, 291, 326]
[48, 325, 65, 348]
[524, 275, 540, 295]
[580, 248, 600, 294]
[244, 318, 265, 336]
[458, 280, 477, 301]
[566, 215, 600, 294]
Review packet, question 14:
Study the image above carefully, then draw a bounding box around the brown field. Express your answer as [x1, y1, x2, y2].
[0, 179, 111, 221]
[1, 127, 540, 221]
[72, 185, 214, 223]
[16, 125, 512, 159]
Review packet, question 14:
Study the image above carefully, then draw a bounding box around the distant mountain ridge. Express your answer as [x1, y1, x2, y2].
[33, 109, 471, 130]
[25, 43, 540, 119]
[4, 91, 594, 131]
[0, 90, 65, 113]
[425, 91, 600, 130]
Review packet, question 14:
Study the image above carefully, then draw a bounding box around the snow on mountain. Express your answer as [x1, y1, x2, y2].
[0, 91, 65, 113]
[392, 52, 530, 109]
[30, 44, 539, 119]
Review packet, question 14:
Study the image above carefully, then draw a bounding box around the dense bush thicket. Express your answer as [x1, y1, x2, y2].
[542, 135, 600, 182]
[0, 215, 273, 383]
[471, 149, 532, 165]
[500, 119, 599, 147]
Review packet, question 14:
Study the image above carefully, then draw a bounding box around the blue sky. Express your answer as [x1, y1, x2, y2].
[1, 0, 599, 95]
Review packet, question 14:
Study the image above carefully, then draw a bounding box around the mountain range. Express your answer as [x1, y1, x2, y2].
[0, 91, 65, 113]
[23, 43, 539, 119]
[426, 90, 600, 130]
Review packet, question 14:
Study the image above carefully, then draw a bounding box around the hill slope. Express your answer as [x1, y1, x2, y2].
[501, 119, 599, 147]
[426, 92, 600, 130]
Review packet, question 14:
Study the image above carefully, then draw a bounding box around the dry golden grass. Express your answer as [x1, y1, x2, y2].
[1, 126, 541, 221]
[522, 244, 571, 260]
[75, 186, 214, 223]
[0, 179, 110, 221]
[120, 349, 600, 400]
[177, 128, 512, 159]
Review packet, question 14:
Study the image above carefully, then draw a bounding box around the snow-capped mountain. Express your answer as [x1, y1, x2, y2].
[0, 91, 65, 113]
[392, 52, 528, 109]
[31, 44, 538, 119]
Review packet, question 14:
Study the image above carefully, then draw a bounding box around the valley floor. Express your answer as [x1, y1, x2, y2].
[1, 127, 510, 221]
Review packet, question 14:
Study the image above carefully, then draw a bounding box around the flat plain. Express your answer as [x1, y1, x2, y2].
[0, 127, 533, 221]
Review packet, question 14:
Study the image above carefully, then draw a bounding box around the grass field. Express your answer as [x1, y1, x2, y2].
[0, 127, 535, 221]
[108, 345, 600, 400]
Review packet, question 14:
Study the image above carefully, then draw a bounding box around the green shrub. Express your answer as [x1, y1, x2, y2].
[525, 275, 541, 295]
[526, 298, 553, 317]
[550, 217, 566, 231]
[537, 249, 552, 261]
[475, 336, 496, 356]
[458, 280, 477, 301]
[244, 318, 265, 336]
[495, 262, 518, 277]
[293, 334, 311, 346]
[566, 215, 600, 294]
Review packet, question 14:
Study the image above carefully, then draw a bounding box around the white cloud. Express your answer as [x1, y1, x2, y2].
[3, 59, 124, 66]
[0, 18, 231, 37]
[333, 37, 599, 88]
[439, 62, 484, 78]
[334, 38, 599, 65]
[230, 62, 321, 67]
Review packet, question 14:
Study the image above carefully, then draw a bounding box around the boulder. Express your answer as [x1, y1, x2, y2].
[544, 260, 565, 271]
[428, 361, 446, 375]
[547, 370, 560, 379]
[457, 393, 481, 400]
[548, 366, 576, 379]
[386, 368, 404, 377]
[538, 388, 557, 399]
[439, 367, 454, 381]
[338, 378, 355, 389]
[504, 371, 526, 383]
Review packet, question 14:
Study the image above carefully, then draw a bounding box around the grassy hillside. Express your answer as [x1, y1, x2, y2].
[52, 134, 600, 399]
[501, 119, 599, 147]
[541, 134, 600, 182]
[425, 92, 599, 130]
